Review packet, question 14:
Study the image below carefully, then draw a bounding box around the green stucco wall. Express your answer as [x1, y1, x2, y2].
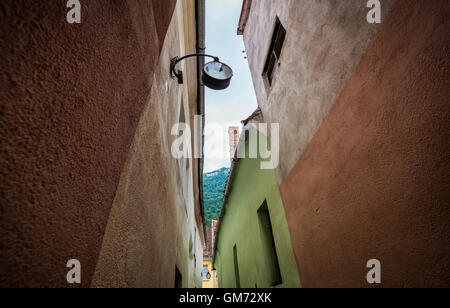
[214, 127, 301, 288]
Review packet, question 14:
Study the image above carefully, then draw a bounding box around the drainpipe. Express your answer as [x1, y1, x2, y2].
[196, 0, 206, 238]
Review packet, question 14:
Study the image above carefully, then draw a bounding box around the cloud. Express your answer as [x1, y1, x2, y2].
[206, 0, 243, 23]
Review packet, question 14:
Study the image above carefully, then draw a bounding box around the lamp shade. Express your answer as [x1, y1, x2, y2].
[202, 61, 233, 90]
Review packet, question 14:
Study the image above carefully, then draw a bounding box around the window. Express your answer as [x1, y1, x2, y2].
[258, 200, 282, 286]
[178, 99, 186, 173]
[263, 18, 286, 86]
[194, 228, 197, 265]
[233, 244, 241, 288]
[177, 98, 189, 213]
[175, 266, 182, 288]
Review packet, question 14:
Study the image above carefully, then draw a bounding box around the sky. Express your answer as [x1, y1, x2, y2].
[203, 0, 258, 172]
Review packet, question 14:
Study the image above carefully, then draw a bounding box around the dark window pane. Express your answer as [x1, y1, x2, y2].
[267, 54, 276, 85]
[274, 25, 286, 58]
[263, 18, 286, 87]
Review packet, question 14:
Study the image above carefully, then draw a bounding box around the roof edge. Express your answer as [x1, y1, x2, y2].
[213, 124, 256, 267]
[237, 0, 252, 35]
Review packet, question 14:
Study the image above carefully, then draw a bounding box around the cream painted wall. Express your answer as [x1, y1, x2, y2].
[91, 0, 204, 288]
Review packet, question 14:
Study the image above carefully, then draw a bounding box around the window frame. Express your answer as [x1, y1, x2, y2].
[262, 17, 286, 90]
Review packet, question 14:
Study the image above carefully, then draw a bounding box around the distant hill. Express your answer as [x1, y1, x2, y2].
[203, 167, 229, 227]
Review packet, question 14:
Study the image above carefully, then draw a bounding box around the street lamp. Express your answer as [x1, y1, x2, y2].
[201, 267, 212, 280]
[170, 54, 233, 90]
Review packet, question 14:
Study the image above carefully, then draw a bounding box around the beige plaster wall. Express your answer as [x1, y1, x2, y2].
[242, 0, 395, 184]
[91, 0, 204, 288]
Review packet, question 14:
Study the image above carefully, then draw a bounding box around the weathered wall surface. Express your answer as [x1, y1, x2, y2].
[280, 0, 450, 287]
[243, 0, 395, 184]
[0, 0, 176, 287]
[91, 0, 204, 288]
[215, 128, 300, 288]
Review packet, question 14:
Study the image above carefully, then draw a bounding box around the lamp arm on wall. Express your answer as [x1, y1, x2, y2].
[170, 54, 220, 84]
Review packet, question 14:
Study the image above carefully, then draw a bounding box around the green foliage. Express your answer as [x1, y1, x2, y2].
[203, 167, 229, 227]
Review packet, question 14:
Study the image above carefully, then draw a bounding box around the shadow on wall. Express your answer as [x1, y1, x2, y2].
[0, 0, 176, 287]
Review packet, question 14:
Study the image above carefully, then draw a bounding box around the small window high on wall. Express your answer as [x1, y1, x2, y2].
[263, 17, 286, 87]
[258, 200, 282, 286]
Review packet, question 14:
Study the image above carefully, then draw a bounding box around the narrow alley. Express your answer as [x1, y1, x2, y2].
[0, 0, 449, 291]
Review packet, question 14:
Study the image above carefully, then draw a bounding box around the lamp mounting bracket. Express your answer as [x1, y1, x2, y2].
[170, 54, 220, 85]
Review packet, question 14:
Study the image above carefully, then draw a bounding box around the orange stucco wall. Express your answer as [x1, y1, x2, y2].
[0, 0, 176, 287]
[280, 0, 450, 287]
